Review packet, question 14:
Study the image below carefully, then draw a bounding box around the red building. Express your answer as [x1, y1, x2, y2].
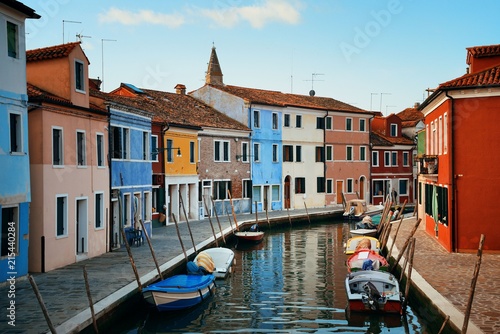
[417, 44, 500, 252]
[370, 113, 415, 206]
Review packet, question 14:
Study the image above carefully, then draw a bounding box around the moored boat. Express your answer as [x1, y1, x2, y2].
[142, 274, 216, 312]
[343, 199, 384, 221]
[235, 223, 264, 243]
[346, 249, 389, 272]
[345, 270, 403, 314]
[344, 236, 381, 255]
[193, 248, 235, 279]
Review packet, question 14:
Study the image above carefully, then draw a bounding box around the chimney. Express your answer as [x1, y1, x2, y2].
[414, 102, 420, 108]
[175, 84, 186, 95]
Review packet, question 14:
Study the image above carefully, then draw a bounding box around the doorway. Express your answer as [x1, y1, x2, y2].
[76, 198, 88, 260]
[284, 176, 291, 209]
[336, 180, 344, 205]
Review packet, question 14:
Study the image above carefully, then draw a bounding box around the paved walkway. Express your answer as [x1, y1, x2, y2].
[0, 207, 496, 333]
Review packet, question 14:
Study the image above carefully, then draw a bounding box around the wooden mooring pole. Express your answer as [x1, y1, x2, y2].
[227, 190, 240, 231]
[120, 228, 142, 292]
[287, 207, 292, 227]
[304, 202, 311, 224]
[139, 219, 163, 280]
[461, 234, 485, 334]
[179, 192, 197, 253]
[28, 274, 57, 333]
[403, 237, 416, 311]
[210, 197, 226, 244]
[390, 218, 421, 273]
[437, 315, 450, 334]
[83, 265, 99, 333]
[204, 198, 220, 246]
[172, 214, 188, 263]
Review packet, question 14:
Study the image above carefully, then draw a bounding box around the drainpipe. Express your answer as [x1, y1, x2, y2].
[107, 105, 112, 252]
[323, 112, 328, 202]
[445, 90, 457, 252]
[368, 114, 375, 204]
[248, 102, 254, 214]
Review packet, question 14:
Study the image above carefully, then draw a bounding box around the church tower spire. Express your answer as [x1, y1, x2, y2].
[205, 45, 223, 85]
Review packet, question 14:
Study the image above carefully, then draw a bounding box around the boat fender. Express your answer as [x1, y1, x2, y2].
[349, 206, 355, 215]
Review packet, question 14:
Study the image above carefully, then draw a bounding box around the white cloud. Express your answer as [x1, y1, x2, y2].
[199, 0, 303, 29]
[99, 7, 185, 28]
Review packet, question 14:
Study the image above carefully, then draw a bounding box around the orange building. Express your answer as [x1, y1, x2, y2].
[417, 44, 500, 252]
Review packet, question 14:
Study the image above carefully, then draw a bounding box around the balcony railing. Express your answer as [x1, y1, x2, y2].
[415, 154, 438, 175]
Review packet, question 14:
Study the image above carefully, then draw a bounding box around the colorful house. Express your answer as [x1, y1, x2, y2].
[108, 82, 251, 225]
[90, 84, 153, 248]
[417, 43, 500, 252]
[0, 0, 39, 282]
[26, 42, 109, 272]
[192, 46, 370, 211]
[370, 113, 415, 206]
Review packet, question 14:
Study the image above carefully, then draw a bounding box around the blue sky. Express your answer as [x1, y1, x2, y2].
[21, 0, 500, 114]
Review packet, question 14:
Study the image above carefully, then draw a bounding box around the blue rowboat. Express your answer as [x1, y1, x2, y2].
[142, 274, 215, 311]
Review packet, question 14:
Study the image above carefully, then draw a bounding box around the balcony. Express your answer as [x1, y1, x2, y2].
[415, 154, 438, 175]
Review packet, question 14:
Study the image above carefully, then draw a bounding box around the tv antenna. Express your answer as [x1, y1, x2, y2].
[304, 73, 324, 96]
[62, 20, 81, 44]
[76, 32, 91, 42]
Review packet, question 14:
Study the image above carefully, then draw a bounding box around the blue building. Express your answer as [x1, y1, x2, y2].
[0, 1, 39, 282]
[90, 88, 153, 248]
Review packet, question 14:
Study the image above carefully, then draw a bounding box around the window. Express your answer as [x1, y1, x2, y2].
[1, 206, 18, 256]
[56, 195, 68, 237]
[359, 119, 366, 132]
[190, 141, 195, 163]
[272, 113, 278, 129]
[444, 113, 448, 154]
[295, 177, 305, 194]
[124, 193, 131, 227]
[295, 115, 302, 128]
[317, 177, 325, 193]
[52, 127, 63, 166]
[316, 117, 325, 130]
[77, 131, 86, 166]
[347, 179, 354, 193]
[403, 152, 409, 166]
[253, 143, 260, 162]
[360, 146, 366, 161]
[284, 114, 290, 127]
[272, 144, 278, 162]
[242, 180, 252, 198]
[75, 60, 85, 92]
[399, 179, 408, 196]
[151, 135, 158, 162]
[373, 180, 384, 197]
[95, 193, 104, 229]
[326, 145, 333, 161]
[390, 123, 397, 137]
[252, 186, 261, 202]
[391, 151, 398, 166]
[326, 179, 333, 194]
[253, 110, 260, 128]
[315, 146, 324, 162]
[241, 142, 249, 162]
[9, 113, 22, 153]
[142, 131, 149, 161]
[295, 146, 302, 162]
[214, 140, 229, 161]
[283, 145, 293, 162]
[166, 139, 174, 162]
[111, 126, 129, 160]
[384, 151, 391, 167]
[346, 118, 352, 131]
[7, 21, 18, 58]
[213, 180, 231, 200]
[97, 133, 105, 167]
[272, 185, 280, 201]
[372, 151, 379, 167]
[346, 146, 353, 161]
[326, 116, 333, 130]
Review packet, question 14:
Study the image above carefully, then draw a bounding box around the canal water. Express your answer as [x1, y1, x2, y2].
[113, 220, 431, 333]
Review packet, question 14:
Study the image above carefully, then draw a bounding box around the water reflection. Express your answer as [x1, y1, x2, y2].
[127, 222, 426, 333]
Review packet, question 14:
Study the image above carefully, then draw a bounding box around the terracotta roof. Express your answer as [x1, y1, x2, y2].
[26, 42, 84, 62]
[28, 83, 106, 112]
[438, 65, 500, 89]
[209, 84, 367, 113]
[92, 84, 249, 132]
[371, 130, 413, 146]
[397, 107, 423, 128]
[466, 44, 500, 60]
[27, 83, 72, 105]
